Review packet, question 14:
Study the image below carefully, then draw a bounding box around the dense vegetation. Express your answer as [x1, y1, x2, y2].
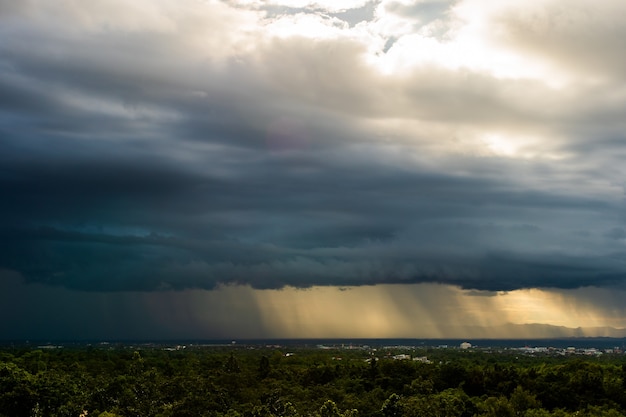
[2, 344, 626, 416]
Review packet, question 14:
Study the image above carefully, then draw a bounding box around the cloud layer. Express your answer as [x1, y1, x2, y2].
[1, 0, 626, 292]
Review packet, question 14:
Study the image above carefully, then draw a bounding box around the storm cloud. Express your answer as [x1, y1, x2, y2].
[1, 0, 626, 293]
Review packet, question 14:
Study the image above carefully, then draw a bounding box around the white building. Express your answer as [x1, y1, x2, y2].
[393, 354, 411, 360]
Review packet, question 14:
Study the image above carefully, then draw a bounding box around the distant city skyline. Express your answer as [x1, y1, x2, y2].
[2, 0, 626, 340]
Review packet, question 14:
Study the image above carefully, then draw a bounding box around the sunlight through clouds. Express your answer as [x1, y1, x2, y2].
[489, 287, 626, 330]
[3, 0, 626, 340]
[243, 284, 626, 338]
[234, 284, 626, 338]
[2, 271, 626, 339]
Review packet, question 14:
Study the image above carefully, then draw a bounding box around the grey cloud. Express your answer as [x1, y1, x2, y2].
[2, 0, 626, 293]
[0, 269, 270, 340]
[3, 225, 625, 292]
[1, 11, 614, 142]
[494, 0, 626, 79]
[606, 228, 626, 240]
[220, 36, 613, 133]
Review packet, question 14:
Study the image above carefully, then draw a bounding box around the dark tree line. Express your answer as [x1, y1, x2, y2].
[2, 346, 626, 416]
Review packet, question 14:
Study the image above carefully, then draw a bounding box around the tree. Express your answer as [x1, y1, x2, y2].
[509, 386, 541, 416]
[478, 396, 514, 417]
[381, 394, 402, 417]
[259, 356, 271, 379]
[319, 400, 343, 417]
[226, 353, 240, 374]
[0, 362, 37, 417]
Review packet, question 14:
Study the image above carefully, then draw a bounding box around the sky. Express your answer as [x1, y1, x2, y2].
[1, 0, 626, 340]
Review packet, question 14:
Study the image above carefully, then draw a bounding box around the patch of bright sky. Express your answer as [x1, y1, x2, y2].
[361, 117, 570, 163]
[479, 132, 571, 160]
[369, 2, 566, 84]
[246, 0, 571, 86]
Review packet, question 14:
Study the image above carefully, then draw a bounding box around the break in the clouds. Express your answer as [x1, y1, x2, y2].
[1, 0, 626, 294]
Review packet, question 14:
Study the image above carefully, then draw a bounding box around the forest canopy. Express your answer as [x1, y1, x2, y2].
[2, 343, 626, 417]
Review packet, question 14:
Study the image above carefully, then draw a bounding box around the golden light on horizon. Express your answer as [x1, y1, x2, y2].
[107, 283, 626, 339]
[240, 284, 626, 338]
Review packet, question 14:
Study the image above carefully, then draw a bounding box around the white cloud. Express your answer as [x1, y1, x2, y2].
[251, 0, 371, 13]
[263, 12, 350, 38]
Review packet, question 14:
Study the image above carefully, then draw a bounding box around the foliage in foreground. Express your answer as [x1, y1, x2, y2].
[2, 345, 626, 416]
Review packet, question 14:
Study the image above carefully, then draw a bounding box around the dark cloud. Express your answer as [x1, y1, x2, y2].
[2, 0, 626, 294]
[0, 269, 271, 340]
